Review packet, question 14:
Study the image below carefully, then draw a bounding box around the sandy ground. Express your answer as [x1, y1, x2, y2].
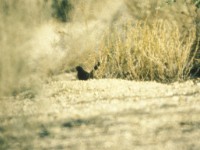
[0, 74, 200, 150]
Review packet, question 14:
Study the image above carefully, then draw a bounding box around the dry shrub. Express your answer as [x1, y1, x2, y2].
[124, 0, 200, 71]
[95, 20, 197, 82]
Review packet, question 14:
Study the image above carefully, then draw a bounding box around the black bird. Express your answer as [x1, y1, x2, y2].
[76, 66, 91, 80]
[76, 62, 100, 80]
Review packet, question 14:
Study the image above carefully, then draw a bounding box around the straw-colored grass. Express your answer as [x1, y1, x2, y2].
[94, 20, 198, 82]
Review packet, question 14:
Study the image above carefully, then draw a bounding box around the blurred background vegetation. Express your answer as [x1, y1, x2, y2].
[52, 0, 72, 22]
[0, 0, 199, 98]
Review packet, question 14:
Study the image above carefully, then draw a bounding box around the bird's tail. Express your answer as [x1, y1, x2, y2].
[90, 61, 100, 78]
[93, 61, 100, 70]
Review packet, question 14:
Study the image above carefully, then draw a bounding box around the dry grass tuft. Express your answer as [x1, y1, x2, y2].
[95, 20, 197, 82]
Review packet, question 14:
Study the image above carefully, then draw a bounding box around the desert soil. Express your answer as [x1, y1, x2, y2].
[0, 73, 200, 150]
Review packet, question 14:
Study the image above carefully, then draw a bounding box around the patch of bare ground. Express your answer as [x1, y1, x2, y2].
[0, 74, 200, 150]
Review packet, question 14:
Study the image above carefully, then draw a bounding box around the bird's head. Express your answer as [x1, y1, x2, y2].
[76, 66, 83, 72]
